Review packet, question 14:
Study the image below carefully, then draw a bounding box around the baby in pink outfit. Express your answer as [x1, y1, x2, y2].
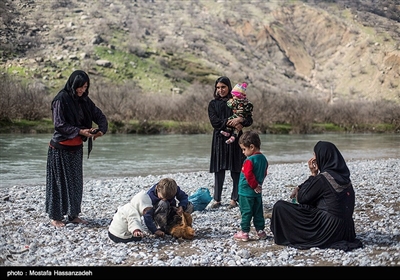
[221, 82, 253, 144]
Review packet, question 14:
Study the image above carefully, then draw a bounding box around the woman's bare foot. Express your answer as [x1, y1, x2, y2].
[51, 220, 65, 227]
[70, 217, 88, 224]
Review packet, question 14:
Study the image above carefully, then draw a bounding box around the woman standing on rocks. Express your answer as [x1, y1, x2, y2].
[208, 76, 253, 209]
[45, 70, 108, 228]
[270, 141, 363, 251]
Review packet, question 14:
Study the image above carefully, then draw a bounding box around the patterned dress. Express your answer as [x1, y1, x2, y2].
[45, 70, 108, 222]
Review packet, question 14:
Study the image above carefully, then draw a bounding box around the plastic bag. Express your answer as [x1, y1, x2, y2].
[188, 187, 212, 211]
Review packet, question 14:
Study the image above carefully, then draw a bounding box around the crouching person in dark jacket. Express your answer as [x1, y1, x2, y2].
[144, 178, 193, 237]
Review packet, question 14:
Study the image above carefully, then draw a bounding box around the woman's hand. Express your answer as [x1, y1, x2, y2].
[227, 116, 243, 127]
[254, 184, 262, 194]
[308, 157, 318, 176]
[79, 128, 92, 137]
[91, 130, 104, 140]
[79, 128, 103, 140]
[290, 186, 299, 199]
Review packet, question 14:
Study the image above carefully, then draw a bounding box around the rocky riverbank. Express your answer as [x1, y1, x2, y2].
[1, 158, 399, 269]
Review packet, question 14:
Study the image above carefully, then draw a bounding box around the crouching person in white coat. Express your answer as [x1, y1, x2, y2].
[108, 190, 153, 243]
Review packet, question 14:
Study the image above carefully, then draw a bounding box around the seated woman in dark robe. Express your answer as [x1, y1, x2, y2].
[270, 141, 363, 251]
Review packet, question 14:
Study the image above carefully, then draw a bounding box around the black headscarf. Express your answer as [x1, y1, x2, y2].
[52, 70, 92, 130]
[314, 141, 351, 185]
[213, 76, 232, 101]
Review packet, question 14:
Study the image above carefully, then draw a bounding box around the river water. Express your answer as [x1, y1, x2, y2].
[0, 133, 399, 187]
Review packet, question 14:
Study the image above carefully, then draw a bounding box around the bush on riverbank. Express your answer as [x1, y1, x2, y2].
[1, 119, 397, 135]
[1, 73, 399, 134]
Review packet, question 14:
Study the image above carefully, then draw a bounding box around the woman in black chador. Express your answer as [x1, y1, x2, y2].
[208, 76, 253, 209]
[46, 70, 108, 227]
[270, 141, 363, 251]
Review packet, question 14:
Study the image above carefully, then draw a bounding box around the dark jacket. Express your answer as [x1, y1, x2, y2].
[50, 70, 108, 144]
[208, 98, 253, 173]
[146, 184, 190, 209]
[50, 70, 108, 157]
[144, 183, 189, 233]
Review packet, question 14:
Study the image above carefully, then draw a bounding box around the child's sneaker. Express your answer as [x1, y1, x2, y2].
[233, 231, 249, 242]
[225, 136, 235, 144]
[257, 230, 267, 240]
[220, 130, 231, 137]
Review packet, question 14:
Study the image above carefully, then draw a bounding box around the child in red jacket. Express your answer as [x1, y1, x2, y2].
[233, 130, 268, 241]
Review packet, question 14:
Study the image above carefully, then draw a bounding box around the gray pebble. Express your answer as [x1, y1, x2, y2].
[1, 158, 399, 266]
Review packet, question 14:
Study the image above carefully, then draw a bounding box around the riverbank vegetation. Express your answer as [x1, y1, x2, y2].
[1, 73, 399, 134]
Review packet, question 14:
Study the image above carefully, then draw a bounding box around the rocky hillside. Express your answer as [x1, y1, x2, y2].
[1, 0, 399, 103]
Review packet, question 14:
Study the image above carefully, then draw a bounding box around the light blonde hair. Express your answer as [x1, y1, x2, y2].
[156, 178, 178, 200]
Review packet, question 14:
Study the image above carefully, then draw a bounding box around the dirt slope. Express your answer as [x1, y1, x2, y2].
[0, 0, 399, 103]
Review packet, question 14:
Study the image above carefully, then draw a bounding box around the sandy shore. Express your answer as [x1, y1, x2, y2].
[0, 158, 399, 272]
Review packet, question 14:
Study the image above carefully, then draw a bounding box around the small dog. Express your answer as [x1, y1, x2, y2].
[169, 212, 195, 240]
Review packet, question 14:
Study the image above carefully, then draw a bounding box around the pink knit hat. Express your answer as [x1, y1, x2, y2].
[231, 83, 247, 98]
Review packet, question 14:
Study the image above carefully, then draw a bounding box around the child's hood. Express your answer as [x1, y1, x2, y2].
[130, 190, 153, 214]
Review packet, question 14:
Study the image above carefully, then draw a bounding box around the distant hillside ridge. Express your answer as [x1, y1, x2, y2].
[1, 0, 399, 103]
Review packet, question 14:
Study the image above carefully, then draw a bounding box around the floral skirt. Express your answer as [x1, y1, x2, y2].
[45, 146, 83, 221]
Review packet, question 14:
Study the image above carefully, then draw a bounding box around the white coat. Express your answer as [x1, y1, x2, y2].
[108, 190, 153, 240]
